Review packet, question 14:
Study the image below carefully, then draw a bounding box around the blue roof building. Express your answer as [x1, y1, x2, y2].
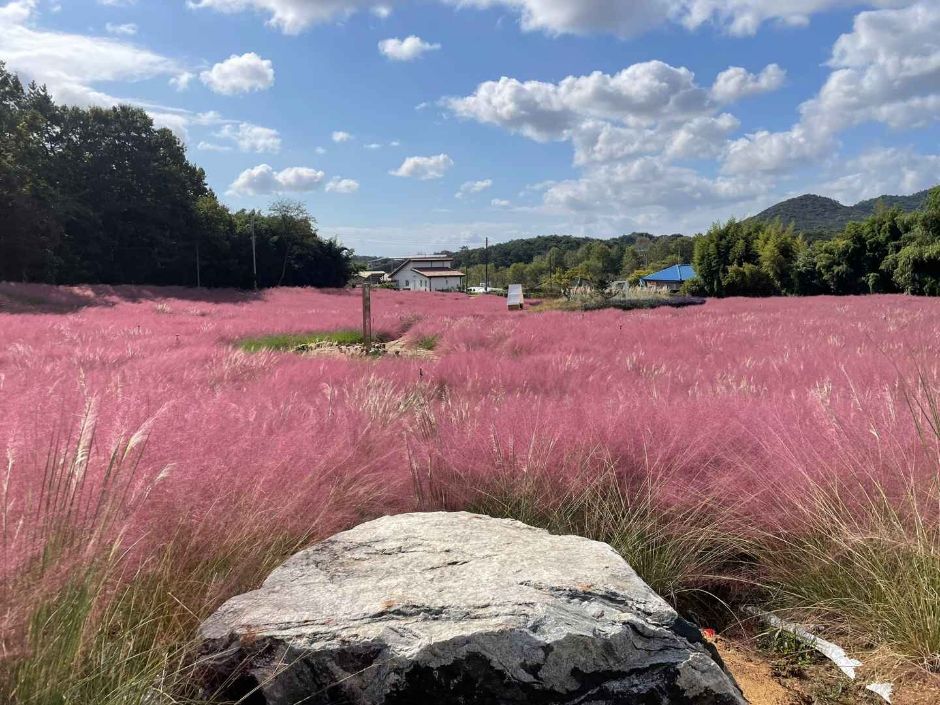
[640, 264, 697, 291]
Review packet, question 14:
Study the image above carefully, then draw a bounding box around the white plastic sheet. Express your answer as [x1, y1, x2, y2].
[745, 607, 892, 703]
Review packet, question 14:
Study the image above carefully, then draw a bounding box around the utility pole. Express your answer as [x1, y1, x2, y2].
[251, 211, 258, 290]
[484, 237, 489, 292]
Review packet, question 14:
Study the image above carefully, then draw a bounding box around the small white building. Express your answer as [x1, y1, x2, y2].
[389, 255, 465, 292]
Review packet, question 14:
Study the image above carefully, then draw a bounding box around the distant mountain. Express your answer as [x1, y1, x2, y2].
[748, 188, 934, 234]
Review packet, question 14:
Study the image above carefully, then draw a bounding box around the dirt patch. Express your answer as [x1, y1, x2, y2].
[300, 337, 436, 359]
[714, 633, 940, 705]
[714, 638, 793, 705]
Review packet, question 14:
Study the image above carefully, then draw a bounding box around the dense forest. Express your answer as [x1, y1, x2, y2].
[0, 64, 352, 288]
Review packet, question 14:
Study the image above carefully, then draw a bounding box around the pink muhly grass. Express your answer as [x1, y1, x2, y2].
[0, 285, 938, 693]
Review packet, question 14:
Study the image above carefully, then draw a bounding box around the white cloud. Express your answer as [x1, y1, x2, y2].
[169, 71, 196, 91]
[456, 179, 493, 198]
[189, 0, 910, 38]
[446, 56, 786, 229]
[364, 142, 382, 150]
[541, 157, 769, 214]
[0, 0, 179, 107]
[332, 130, 353, 142]
[188, 0, 380, 35]
[216, 122, 282, 152]
[378, 35, 440, 61]
[390, 154, 454, 179]
[200, 52, 275, 95]
[196, 141, 233, 152]
[325, 177, 360, 193]
[710, 64, 785, 103]
[818, 147, 940, 205]
[315, 146, 327, 154]
[228, 164, 325, 195]
[104, 22, 138, 36]
[148, 111, 191, 139]
[448, 60, 757, 167]
[448, 61, 713, 143]
[722, 2, 940, 175]
[491, 198, 511, 207]
[371, 4, 392, 18]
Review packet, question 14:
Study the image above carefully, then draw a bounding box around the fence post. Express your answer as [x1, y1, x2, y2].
[362, 284, 372, 351]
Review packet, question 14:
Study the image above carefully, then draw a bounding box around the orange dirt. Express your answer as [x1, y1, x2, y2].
[715, 638, 793, 705]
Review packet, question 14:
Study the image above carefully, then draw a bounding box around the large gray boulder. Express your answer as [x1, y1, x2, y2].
[196, 512, 747, 704]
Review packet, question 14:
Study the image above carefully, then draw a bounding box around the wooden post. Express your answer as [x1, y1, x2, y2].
[362, 284, 372, 351]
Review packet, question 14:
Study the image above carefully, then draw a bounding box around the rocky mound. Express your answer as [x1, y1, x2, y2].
[196, 512, 747, 704]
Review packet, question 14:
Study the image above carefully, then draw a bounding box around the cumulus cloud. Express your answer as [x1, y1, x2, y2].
[378, 35, 440, 61]
[228, 164, 325, 195]
[722, 2, 940, 175]
[710, 64, 785, 103]
[188, 0, 380, 35]
[200, 52, 275, 95]
[325, 177, 360, 193]
[456, 179, 493, 198]
[332, 130, 353, 142]
[390, 154, 454, 179]
[448, 61, 713, 143]
[170, 71, 196, 91]
[491, 198, 511, 207]
[446, 57, 785, 226]
[818, 147, 940, 205]
[188, 0, 909, 38]
[216, 122, 282, 152]
[448, 60, 760, 167]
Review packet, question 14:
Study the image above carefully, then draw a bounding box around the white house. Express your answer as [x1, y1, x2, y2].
[389, 255, 465, 292]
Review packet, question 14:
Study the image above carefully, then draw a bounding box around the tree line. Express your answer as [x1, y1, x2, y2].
[691, 191, 940, 297]
[453, 194, 939, 298]
[460, 234, 695, 293]
[0, 64, 352, 288]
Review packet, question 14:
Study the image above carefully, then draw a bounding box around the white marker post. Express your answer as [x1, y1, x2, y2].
[507, 284, 524, 311]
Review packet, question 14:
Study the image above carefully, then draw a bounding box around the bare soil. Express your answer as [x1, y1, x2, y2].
[714, 635, 940, 705]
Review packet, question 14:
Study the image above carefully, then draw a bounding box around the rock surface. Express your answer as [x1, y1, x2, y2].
[196, 512, 748, 704]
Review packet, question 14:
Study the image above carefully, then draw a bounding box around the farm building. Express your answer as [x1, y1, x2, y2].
[389, 255, 465, 292]
[640, 264, 696, 292]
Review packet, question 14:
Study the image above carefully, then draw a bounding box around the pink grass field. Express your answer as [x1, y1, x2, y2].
[1, 283, 939, 571]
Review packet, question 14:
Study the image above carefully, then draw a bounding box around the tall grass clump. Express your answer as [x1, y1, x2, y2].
[757, 479, 939, 669]
[462, 470, 740, 609]
[754, 376, 940, 670]
[0, 403, 403, 703]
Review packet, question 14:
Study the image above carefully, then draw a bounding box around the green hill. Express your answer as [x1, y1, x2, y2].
[748, 188, 933, 234]
[447, 233, 687, 269]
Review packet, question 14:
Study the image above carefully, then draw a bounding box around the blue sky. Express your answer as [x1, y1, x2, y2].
[1, 0, 938, 256]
